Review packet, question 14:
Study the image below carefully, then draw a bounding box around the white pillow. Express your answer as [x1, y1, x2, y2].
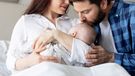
[0, 40, 10, 63]
[0, 40, 11, 76]
[0, 63, 11, 76]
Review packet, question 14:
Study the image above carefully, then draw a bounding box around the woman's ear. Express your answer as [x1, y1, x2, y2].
[100, 0, 108, 10]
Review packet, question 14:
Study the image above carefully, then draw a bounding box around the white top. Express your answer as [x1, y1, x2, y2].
[40, 43, 72, 65]
[99, 20, 117, 53]
[6, 14, 88, 74]
[69, 39, 90, 66]
[40, 38, 91, 66]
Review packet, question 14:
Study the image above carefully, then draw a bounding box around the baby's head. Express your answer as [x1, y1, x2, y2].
[69, 23, 96, 45]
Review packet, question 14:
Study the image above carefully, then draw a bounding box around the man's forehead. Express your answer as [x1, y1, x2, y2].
[73, 1, 92, 12]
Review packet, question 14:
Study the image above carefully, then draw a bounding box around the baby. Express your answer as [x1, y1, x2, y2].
[40, 23, 97, 66]
[68, 23, 97, 66]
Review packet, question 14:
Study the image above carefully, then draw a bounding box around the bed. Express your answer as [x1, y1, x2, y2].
[0, 40, 11, 76]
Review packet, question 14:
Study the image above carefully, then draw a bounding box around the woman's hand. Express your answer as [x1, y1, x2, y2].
[33, 28, 55, 51]
[27, 52, 59, 66]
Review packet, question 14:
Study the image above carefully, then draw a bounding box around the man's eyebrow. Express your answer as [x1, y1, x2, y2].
[81, 8, 91, 13]
[74, 8, 90, 13]
[82, 8, 91, 12]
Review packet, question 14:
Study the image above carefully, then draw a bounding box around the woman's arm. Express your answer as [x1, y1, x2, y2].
[15, 52, 42, 70]
[15, 52, 59, 70]
[34, 29, 74, 51]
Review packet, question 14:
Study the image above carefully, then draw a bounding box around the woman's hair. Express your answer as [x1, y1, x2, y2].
[70, 0, 113, 6]
[24, 0, 51, 15]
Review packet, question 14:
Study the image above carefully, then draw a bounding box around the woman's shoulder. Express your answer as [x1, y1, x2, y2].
[17, 14, 46, 26]
[21, 14, 42, 20]
[14, 14, 42, 28]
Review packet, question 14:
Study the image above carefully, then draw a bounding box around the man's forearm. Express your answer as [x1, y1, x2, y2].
[53, 29, 73, 51]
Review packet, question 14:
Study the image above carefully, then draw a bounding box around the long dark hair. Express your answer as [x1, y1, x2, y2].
[24, 0, 51, 15]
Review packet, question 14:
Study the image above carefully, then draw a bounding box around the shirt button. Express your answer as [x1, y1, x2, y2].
[115, 14, 119, 17]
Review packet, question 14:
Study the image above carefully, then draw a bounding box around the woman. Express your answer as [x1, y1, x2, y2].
[6, 0, 76, 75]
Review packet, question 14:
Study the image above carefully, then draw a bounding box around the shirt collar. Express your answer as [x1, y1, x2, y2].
[109, 0, 123, 19]
[57, 14, 70, 20]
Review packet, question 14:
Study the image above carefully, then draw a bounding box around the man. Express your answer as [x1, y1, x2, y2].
[70, 0, 135, 75]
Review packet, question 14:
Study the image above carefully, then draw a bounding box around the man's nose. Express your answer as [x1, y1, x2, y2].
[78, 13, 86, 22]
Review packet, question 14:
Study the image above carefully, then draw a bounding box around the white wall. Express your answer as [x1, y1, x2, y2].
[18, 0, 32, 5]
[0, 2, 26, 40]
[0, 0, 31, 40]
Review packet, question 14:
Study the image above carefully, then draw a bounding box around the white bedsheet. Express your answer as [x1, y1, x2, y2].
[12, 62, 130, 76]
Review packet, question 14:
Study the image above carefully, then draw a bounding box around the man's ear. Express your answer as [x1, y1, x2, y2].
[100, 0, 108, 10]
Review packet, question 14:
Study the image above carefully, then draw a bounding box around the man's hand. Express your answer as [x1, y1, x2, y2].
[85, 45, 114, 67]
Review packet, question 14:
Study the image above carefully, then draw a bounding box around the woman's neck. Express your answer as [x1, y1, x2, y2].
[43, 11, 59, 25]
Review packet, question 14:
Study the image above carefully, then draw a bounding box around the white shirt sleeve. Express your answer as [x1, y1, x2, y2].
[6, 15, 28, 73]
[69, 38, 91, 65]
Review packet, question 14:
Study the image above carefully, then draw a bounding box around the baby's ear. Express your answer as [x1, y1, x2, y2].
[71, 32, 77, 38]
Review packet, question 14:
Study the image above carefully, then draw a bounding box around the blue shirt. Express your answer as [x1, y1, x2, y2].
[109, 0, 135, 75]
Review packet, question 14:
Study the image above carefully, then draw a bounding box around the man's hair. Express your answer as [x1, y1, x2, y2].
[70, 0, 113, 6]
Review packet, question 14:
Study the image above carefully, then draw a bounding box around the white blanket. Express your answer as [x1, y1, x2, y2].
[12, 62, 130, 76]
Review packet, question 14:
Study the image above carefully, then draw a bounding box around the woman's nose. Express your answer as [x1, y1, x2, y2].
[65, 0, 69, 4]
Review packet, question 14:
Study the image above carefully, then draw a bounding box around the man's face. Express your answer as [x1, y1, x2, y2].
[73, 0, 105, 25]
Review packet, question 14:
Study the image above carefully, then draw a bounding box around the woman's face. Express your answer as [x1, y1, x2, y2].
[49, 0, 69, 15]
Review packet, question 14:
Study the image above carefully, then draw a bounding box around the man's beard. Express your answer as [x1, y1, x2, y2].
[93, 8, 105, 25]
[84, 8, 105, 26]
